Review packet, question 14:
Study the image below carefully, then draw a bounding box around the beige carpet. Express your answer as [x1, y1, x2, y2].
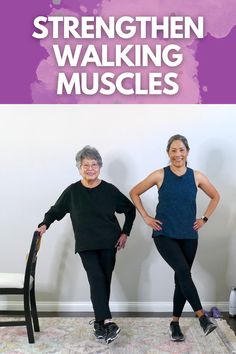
[0, 317, 236, 353]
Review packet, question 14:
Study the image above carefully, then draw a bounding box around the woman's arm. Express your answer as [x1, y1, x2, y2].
[129, 170, 163, 231]
[37, 185, 71, 236]
[193, 171, 220, 230]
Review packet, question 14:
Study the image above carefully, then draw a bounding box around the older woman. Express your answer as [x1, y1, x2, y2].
[130, 134, 220, 342]
[37, 146, 135, 344]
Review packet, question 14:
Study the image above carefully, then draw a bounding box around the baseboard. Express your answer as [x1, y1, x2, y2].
[0, 301, 229, 313]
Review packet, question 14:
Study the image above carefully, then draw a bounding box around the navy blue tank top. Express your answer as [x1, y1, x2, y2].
[152, 166, 198, 239]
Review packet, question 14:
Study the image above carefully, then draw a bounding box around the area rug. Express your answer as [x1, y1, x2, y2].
[0, 317, 236, 354]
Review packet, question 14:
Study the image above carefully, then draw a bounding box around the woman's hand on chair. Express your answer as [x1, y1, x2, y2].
[37, 225, 47, 236]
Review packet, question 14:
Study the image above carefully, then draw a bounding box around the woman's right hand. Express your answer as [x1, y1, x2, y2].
[143, 215, 162, 231]
[37, 224, 47, 236]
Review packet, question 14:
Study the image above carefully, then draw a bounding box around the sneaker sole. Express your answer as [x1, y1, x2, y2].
[93, 330, 106, 339]
[205, 324, 217, 336]
[106, 328, 121, 344]
[169, 329, 185, 342]
[95, 334, 105, 339]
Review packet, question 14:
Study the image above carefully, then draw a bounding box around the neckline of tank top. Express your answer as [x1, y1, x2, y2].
[80, 179, 103, 190]
[168, 165, 188, 177]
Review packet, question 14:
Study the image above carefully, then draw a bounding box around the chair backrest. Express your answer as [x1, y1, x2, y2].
[24, 231, 42, 289]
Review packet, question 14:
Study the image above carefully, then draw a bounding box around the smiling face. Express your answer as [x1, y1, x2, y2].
[79, 158, 101, 183]
[167, 140, 189, 168]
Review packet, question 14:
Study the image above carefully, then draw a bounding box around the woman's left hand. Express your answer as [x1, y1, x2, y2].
[116, 233, 128, 251]
[193, 218, 205, 231]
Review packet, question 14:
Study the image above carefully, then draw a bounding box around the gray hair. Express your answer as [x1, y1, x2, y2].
[166, 134, 190, 152]
[75, 145, 103, 168]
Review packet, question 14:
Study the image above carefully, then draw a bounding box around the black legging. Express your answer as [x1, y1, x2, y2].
[154, 236, 202, 317]
[79, 248, 117, 322]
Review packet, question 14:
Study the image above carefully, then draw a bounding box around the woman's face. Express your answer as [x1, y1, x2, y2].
[168, 140, 189, 168]
[79, 158, 101, 182]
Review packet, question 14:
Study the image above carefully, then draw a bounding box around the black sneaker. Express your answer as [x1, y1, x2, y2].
[199, 315, 217, 336]
[169, 321, 185, 342]
[89, 320, 106, 339]
[104, 322, 120, 344]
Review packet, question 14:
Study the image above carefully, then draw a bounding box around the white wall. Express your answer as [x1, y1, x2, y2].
[0, 105, 235, 312]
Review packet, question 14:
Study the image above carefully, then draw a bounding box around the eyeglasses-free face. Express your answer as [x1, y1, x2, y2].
[168, 140, 189, 168]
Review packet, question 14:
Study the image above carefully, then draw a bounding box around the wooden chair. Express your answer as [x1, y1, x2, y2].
[0, 231, 42, 343]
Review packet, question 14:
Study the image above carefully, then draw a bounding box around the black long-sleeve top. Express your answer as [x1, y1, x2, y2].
[38, 180, 136, 252]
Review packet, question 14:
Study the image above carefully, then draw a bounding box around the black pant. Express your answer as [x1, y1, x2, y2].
[79, 248, 117, 322]
[154, 236, 202, 317]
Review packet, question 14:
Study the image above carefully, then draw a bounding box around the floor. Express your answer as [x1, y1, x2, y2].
[1, 310, 236, 334]
[41, 311, 236, 335]
[1, 316, 235, 354]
